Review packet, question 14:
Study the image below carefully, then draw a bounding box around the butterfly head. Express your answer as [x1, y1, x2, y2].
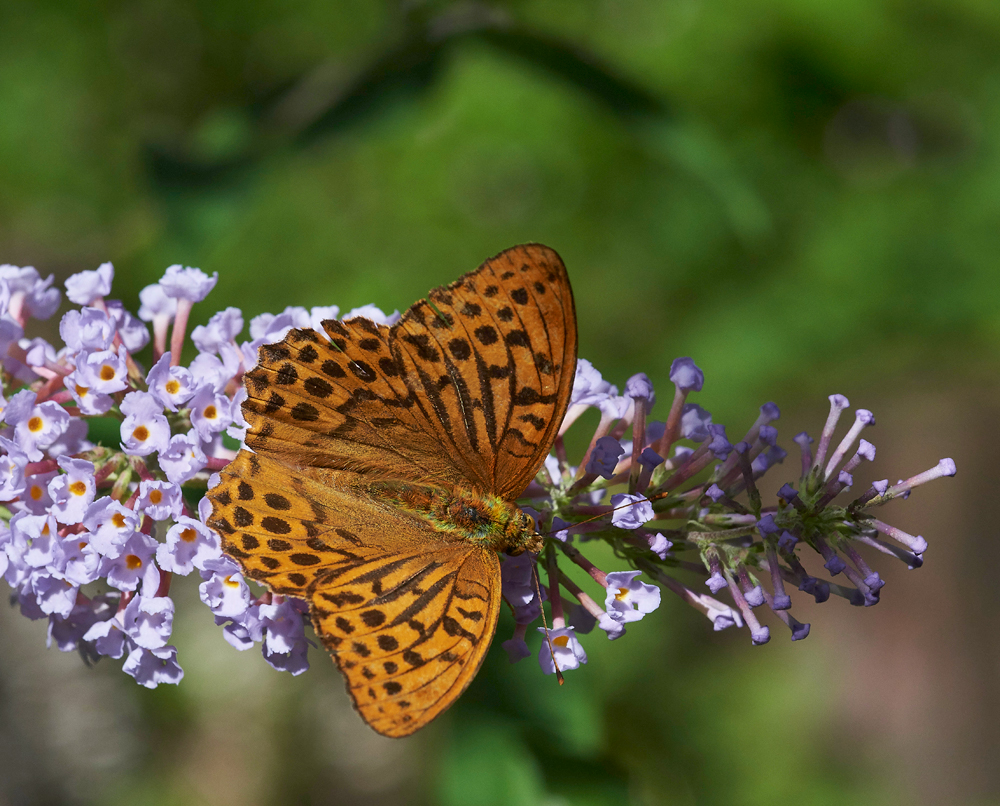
[505, 508, 544, 556]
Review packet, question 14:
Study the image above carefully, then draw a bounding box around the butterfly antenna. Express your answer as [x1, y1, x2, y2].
[532, 556, 564, 685]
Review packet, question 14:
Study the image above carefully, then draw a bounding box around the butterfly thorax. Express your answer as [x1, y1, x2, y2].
[367, 481, 542, 555]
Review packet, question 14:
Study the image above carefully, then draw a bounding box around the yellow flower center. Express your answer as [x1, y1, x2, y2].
[78, 541, 87, 550]
[69, 480, 87, 496]
[99, 364, 116, 381]
[132, 425, 149, 441]
[125, 554, 143, 569]
[28, 416, 43, 432]
[75, 384, 89, 397]
[41, 522, 51, 536]
[203, 405, 217, 420]
[165, 379, 180, 395]
[614, 587, 630, 602]
[111, 512, 126, 528]
[149, 489, 163, 504]
[30, 485, 43, 501]
[553, 635, 570, 648]
[180, 527, 197, 543]
[223, 574, 240, 588]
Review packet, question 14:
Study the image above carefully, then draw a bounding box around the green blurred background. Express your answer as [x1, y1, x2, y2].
[1, 1, 998, 803]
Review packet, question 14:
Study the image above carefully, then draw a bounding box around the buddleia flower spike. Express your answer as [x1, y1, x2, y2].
[0, 249, 956, 738]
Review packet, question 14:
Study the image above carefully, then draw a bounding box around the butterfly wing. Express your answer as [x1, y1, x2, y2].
[240, 243, 576, 497]
[209, 243, 577, 736]
[209, 452, 501, 738]
[242, 318, 479, 489]
[392, 243, 577, 499]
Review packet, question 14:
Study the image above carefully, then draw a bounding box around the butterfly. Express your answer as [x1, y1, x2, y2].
[206, 244, 577, 737]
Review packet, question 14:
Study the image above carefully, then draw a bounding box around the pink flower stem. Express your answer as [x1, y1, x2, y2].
[152, 315, 170, 363]
[558, 570, 607, 620]
[556, 540, 607, 587]
[629, 402, 647, 493]
[24, 459, 59, 475]
[204, 456, 231, 471]
[155, 570, 173, 597]
[169, 299, 194, 367]
[653, 385, 687, 461]
[545, 545, 563, 623]
[116, 591, 134, 615]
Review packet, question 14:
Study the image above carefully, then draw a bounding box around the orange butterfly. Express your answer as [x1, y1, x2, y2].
[207, 244, 577, 737]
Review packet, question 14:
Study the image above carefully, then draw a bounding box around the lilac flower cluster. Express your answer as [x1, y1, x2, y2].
[503, 357, 955, 669]
[0, 261, 956, 688]
[0, 262, 397, 686]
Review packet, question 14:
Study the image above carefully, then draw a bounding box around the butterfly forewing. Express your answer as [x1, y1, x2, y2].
[241, 323, 477, 488]
[393, 244, 577, 498]
[207, 244, 578, 737]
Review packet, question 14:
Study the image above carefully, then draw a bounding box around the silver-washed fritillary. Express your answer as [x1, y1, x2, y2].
[207, 244, 577, 737]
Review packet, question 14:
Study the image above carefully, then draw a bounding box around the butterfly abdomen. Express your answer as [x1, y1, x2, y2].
[366, 481, 535, 554]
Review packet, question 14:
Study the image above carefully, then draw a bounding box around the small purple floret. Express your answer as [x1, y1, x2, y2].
[712, 612, 739, 631]
[159, 265, 218, 302]
[669, 357, 704, 392]
[758, 425, 778, 446]
[648, 533, 672, 559]
[586, 436, 625, 480]
[638, 447, 663, 471]
[757, 514, 778, 536]
[778, 531, 798, 552]
[609, 493, 654, 530]
[679, 403, 712, 442]
[707, 425, 732, 459]
[778, 484, 798, 501]
[799, 576, 830, 603]
[65, 262, 113, 306]
[706, 572, 727, 594]
[625, 373, 655, 407]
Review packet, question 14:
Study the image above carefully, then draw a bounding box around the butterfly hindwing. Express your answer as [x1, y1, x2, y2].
[312, 544, 500, 738]
[208, 453, 501, 737]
